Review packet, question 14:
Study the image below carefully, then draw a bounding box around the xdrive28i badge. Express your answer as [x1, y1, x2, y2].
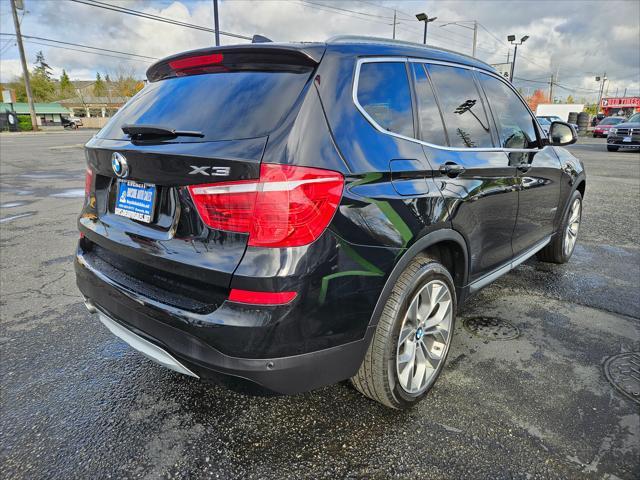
[111, 152, 129, 178]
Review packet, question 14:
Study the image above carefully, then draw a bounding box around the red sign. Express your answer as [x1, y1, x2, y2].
[601, 97, 640, 108]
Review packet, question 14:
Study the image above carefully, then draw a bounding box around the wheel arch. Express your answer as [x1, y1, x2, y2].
[367, 229, 469, 330]
[576, 179, 586, 199]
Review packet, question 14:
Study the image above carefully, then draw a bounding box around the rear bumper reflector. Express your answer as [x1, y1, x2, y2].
[228, 289, 297, 305]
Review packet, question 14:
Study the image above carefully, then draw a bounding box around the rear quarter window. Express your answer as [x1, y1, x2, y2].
[98, 70, 313, 142]
[356, 62, 414, 138]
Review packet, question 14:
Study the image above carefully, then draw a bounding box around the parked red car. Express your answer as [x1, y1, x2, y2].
[593, 116, 625, 137]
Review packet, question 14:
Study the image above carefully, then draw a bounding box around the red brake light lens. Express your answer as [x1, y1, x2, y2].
[169, 53, 224, 70]
[188, 164, 344, 248]
[228, 289, 297, 305]
[84, 167, 94, 202]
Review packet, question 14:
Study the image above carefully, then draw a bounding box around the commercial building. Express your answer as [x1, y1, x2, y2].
[0, 102, 71, 126]
[600, 97, 640, 117]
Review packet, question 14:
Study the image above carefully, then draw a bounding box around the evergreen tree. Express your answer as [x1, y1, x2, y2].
[34, 50, 53, 80]
[59, 70, 74, 98]
[93, 72, 106, 97]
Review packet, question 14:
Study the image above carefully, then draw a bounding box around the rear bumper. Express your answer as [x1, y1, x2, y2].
[75, 244, 379, 394]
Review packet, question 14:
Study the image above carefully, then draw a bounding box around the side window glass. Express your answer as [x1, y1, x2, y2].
[479, 73, 538, 149]
[412, 63, 448, 146]
[357, 62, 414, 138]
[427, 64, 493, 148]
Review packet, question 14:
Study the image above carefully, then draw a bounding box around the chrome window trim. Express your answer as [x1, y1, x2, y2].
[353, 56, 545, 153]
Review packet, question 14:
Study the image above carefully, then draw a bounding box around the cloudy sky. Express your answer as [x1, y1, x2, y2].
[0, 0, 638, 101]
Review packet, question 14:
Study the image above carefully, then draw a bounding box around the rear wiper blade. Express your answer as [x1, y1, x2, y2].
[121, 124, 204, 139]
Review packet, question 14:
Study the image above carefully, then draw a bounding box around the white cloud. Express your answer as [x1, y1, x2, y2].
[0, 58, 23, 83]
[0, 0, 637, 101]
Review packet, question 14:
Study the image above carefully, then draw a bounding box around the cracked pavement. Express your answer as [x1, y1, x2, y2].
[0, 131, 638, 479]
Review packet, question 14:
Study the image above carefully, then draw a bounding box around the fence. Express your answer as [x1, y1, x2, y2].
[80, 117, 109, 129]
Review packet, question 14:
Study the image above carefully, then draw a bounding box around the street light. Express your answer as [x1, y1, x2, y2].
[439, 20, 478, 57]
[508, 34, 529, 82]
[416, 13, 438, 44]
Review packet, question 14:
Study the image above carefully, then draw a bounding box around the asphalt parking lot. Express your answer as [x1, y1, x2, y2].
[1, 131, 638, 479]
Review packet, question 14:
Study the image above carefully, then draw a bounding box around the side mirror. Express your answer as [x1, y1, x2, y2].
[549, 121, 577, 146]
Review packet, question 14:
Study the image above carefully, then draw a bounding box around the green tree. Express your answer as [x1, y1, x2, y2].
[34, 50, 53, 80]
[93, 72, 106, 97]
[10, 72, 56, 103]
[59, 69, 74, 98]
[566, 95, 575, 104]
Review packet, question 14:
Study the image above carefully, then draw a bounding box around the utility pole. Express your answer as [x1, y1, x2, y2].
[596, 72, 606, 113]
[439, 20, 478, 57]
[10, 0, 38, 131]
[472, 21, 477, 58]
[213, 0, 220, 46]
[549, 73, 554, 103]
[392, 10, 397, 39]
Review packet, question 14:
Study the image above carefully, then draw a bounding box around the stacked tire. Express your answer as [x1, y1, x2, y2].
[577, 112, 589, 133]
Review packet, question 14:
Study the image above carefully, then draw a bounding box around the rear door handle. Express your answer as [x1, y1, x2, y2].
[439, 162, 465, 178]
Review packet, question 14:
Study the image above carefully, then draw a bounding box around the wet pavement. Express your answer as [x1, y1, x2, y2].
[1, 131, 638, 479]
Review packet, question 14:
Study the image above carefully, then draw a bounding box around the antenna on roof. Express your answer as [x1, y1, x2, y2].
[252, 34, 273, 43]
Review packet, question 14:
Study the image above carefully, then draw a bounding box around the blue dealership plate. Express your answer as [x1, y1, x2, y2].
[114, 180, 157, 223]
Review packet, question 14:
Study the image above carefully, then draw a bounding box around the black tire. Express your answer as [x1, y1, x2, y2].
[593, 133, 598, 138]
[607, 145, 619, 152]
[537, 190, 582, 264]
[351, 255, 456, 409]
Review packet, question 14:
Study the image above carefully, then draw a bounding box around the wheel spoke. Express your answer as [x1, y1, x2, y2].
[397, 338, 416, 365]
[419, 340, 438, 369]
[398, 326, 414, 347]
[407, 298, 419, 324]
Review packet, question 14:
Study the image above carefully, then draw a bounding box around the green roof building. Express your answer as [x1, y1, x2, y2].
[1, 102, 72, 127]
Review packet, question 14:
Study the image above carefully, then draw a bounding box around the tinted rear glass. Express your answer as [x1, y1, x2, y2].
[357, 62, 414, 138]
[98, 70, 312, 142]
[427, 64, 493, 148]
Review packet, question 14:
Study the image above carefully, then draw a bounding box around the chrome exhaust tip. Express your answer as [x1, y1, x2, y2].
[84, 298, 97, 314]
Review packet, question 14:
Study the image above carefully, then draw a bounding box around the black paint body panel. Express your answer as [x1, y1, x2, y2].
[76, 39, 585, 393]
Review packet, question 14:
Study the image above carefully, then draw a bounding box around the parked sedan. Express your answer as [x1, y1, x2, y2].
[593, 116, 625, 137]
[536, 116, 552, 134]
[538, 115, 579, 132]
[607, 112, 640, 151]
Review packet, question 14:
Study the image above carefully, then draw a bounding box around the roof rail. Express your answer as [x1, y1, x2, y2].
[326, 35, 494, 70]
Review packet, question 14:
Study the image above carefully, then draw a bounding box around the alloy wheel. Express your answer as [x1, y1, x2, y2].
[564, 198, 581, 256]
[396, 280, 453, 395]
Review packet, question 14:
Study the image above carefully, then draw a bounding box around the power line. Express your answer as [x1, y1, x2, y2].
[67, 0, 252, 40]
[0, 33, 158, 62]
[296, 1, 392, 25]
[301, 1, 392, 20]
[23, 39, 155, 64]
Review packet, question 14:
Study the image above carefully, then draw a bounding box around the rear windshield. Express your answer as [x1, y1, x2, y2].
[98, 70, 313, 142]
[600, 117, 623, 125]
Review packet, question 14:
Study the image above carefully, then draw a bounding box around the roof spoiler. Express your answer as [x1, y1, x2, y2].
[146, 44, 324, 82]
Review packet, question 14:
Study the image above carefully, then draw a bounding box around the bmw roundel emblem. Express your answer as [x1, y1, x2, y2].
[111, 152, 129, 178]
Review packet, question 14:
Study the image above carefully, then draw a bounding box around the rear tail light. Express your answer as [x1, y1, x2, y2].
[228, 289, 297, 305]
[84, 167, 94, 203]
[188, 164, 344, 248]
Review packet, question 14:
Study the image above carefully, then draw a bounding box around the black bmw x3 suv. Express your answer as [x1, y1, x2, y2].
[76, 36, 585, 409]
